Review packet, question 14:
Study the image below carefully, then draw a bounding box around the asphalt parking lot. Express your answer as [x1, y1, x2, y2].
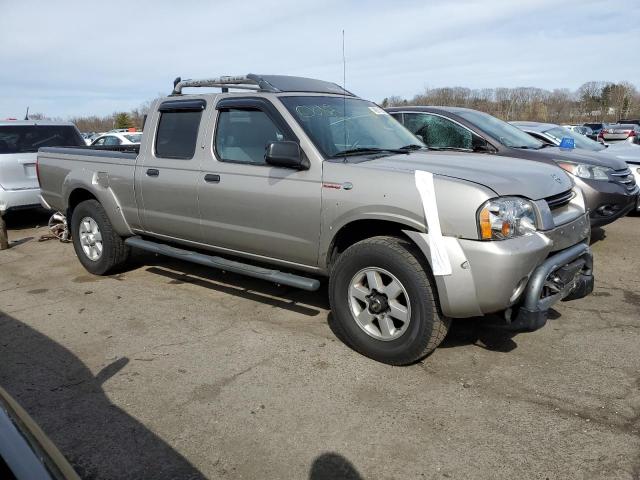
[1, 210, 639, 480]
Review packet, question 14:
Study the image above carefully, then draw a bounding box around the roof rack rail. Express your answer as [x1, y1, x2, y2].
[171, 74, 355, 97]
[171, 74, 278, 95]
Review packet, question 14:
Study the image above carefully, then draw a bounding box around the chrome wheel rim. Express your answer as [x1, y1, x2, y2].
[78, 217, 103, 261]
[348, 267, 411, 341]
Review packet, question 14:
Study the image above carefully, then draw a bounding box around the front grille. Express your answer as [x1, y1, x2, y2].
[546, 189, 574, 210]
[609, 168, 638, 192]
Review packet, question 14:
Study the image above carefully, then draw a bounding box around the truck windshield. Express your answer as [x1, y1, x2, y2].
[0, 125, 85, 154]
[280, 96, 423, 158]
[455, 110, 543, 149]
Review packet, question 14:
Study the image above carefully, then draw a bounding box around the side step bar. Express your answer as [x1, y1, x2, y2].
[124, 236, 321, 291]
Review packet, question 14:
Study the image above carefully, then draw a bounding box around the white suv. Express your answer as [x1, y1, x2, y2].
[0, 120, 85, 213]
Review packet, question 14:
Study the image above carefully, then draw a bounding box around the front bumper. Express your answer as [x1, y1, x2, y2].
[0, 186, 41, 214]
[576, 177, 638, 227]
[508, 243, 594, 331]
[404, 213, 593, 320]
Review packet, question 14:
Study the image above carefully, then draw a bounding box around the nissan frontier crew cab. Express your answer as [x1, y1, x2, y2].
[37, 74, 594, 365]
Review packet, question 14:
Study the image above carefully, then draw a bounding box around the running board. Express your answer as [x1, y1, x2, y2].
[125, 237, 321, 291]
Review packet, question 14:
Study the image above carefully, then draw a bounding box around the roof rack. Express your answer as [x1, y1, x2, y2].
[171, 74, 354, 96]
[171, 75, 269, 95]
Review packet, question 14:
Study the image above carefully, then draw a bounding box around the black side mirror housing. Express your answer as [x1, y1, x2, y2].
[265, 141, 309, 170]
[472, 135, 493, 153]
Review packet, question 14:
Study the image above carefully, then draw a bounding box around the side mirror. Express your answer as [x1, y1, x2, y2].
[472, 135, 492, 153]
[265, 141, 309, 170]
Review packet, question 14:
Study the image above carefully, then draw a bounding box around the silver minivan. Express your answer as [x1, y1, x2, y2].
[0, 121, 85, 213]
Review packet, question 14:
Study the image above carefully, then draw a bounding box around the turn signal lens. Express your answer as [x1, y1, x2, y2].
[479, 208, 492, 239]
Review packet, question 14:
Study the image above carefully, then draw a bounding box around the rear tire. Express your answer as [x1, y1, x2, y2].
[329, 235, 450, 365]
[71, 199, 130, 275]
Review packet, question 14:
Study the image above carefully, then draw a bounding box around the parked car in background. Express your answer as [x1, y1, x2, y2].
[598, 123, 639, 143]
[0, 120, 85, 214]
[583, 122, 604, 141]
[91, 132, 142, 146]
[619, 119, 640, 127]
[80, 132, 93, 145]
[0, 385, 80, 480]
[387, 107, 638, 227]
[513, 121, 606, 152]
[564, 125, 593, 137]
[512, 121, 640, 213]
[37, 74, 595, 365]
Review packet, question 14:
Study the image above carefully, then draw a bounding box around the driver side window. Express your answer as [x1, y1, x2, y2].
[404, 113, 473, 149]
[215, 109, 285, 165]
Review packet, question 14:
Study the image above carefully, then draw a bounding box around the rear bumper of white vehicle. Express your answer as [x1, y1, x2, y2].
[0, 186, 42, 214]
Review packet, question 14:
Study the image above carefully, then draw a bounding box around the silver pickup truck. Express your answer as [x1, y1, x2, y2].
[38, 74, 594, 365]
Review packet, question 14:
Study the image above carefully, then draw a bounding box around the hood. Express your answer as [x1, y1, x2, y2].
[601, 142, 640, 165]
[354, 151, 573, 200]
[518, 146, 629, 170]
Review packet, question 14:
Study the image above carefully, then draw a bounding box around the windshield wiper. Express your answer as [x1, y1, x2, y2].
[398, 144, 424, 151]
[427, 146, 472, 152]
[330, 147, 407, 158]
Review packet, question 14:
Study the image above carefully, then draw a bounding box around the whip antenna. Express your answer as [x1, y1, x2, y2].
[342, 29, 347, 162]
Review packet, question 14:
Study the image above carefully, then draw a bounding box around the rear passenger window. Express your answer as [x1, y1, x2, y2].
[155, 110, 203, 159]
[215, 109, 285, 165]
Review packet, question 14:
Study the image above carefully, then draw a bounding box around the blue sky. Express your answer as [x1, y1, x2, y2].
[1, 0, 638, 118]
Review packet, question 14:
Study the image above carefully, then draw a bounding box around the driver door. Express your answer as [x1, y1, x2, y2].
[198, 97, 322, 267]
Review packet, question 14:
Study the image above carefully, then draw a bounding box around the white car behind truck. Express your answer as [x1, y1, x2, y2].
[37, 74, 595, 365]
[0, 121, 85, 214]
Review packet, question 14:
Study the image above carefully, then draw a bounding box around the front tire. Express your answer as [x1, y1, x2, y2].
[71, 199, 130, 275]
[329, 236, 450, 365]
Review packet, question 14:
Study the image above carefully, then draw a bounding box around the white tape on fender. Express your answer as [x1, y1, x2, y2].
[414, 170, 452, 276]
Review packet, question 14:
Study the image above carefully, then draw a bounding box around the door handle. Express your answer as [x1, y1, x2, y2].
[146, 168, 160, 177]
[204, 174, 221, 183]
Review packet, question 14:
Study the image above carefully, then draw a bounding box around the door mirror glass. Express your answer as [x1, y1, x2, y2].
[265, 141, 309, 170]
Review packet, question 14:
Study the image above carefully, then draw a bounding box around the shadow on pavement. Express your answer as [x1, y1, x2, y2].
[140, 250, 329, 316]
[590, 227, 607, 245]
[309, 452, 363, 480]
[0, 309, 205, 480]
[441, 318, 518, 353]
[3, 208, 51, 230]
[139, 252, 523, 356]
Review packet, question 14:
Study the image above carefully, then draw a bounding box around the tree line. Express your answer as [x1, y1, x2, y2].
[381, 81, 639, 124]
[24, 80, 639, 132]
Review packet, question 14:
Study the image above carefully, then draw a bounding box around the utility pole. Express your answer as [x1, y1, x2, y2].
[0, 213, 8, 250]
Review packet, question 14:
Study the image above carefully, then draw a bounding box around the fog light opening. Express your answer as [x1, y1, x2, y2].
[509, 277, 529, 304]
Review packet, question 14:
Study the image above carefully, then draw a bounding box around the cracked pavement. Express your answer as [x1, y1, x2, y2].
[0, 210, 639, 479]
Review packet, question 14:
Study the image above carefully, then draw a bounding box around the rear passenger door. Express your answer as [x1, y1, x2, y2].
[136, 99, 207, 242]
[198, 97, 322, 267]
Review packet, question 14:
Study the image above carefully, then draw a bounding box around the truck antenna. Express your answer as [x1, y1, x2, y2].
[24, 106, 29, 120]
[342, 29, 347, 163]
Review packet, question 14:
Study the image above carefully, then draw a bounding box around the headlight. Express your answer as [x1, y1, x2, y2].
[557, 162, 611, 180]
[478, 197, 537, 240]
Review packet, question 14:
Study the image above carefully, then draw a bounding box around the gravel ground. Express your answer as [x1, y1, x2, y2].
[1, 210, 639, 480]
